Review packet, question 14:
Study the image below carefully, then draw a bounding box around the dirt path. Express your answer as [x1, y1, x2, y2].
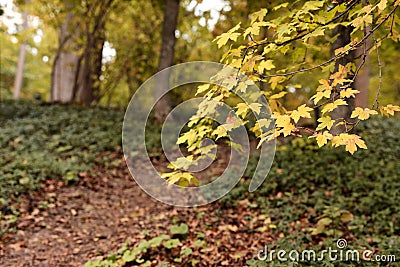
[0, 152, 276, 266]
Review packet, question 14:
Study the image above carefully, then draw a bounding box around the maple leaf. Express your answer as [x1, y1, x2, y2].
[269, 91, 287, 100]
[216, 32, 241, 48]
[249, 103, 262, 115]
[258, 59, 276, 72]
[282, 123, 296, 137]
[290, 104, 313, 123]
[312, 90, 331, 104]
[340, 89, 359, 98]
[254, 118, 271, 130]
[236, 103, 249, 118]
[330, 65, 351, 86]
[196, 84, 210, 95]
[250, 8, 268, 23]
[380, 104, 400, 116]
[269, 76, 286, 89]
[316, 116, 335, 131]
[345, 136, 367, 155]
[244, 22, 268, 37]
[177, 129, 197, 146]
[312, 79, 332, 104]
[274, 114, 291, 128]
[331, 133, 367, 154]
[213, 125, 228, 139]
[273, 114, 295, 137]
[321, 99, 347, 114]
[168, 156, 195, 171]
[214, 23, 241, 48]
[313, 131, 333, 147]
[378, 0, 388, 10]
[351, 107, 378, 120]
[317, 79, 331, 92]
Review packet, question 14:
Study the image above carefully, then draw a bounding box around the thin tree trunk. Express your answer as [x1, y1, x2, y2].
[13, 8, 28, 100]
[51, 10, 80, 103]
[76, 23, 105, 105]
[154, 0, 180, 123]
[330, 24, 356, 135]
[76, 1, 110, 106]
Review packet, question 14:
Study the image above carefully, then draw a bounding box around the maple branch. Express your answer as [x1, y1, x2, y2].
[247, 0, 361, 49]
[253, 4, 398, 79]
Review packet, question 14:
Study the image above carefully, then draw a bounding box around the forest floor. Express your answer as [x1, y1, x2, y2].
[0, 149, 282, 266]
[1, 103, 399, 267]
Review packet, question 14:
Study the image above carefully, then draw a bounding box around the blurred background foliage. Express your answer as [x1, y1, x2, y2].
[1, 0, 398, 108]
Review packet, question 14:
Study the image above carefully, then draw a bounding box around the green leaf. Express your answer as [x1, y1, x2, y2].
[19, 177, 30, 185]
[149, 235, 170, 247]
[163, 239, 180, 249]
[193, 239, 207, 248]
[170, 223, 189, 235]
[180, 247, 193, 256]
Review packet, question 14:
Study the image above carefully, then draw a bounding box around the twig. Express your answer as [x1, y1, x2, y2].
[371, 37, 382, 109]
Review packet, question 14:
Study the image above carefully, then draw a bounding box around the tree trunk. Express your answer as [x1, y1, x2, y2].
[354, 55, 370, 108]
[76, 3, 108, 106]
[76, 28, 105, 105]
[51, 0, 110, 105]
[51, 10, 80, 103]
[13, 8, 28, 100]
[330, 24, 356, 135]
[354, 26, 371, 108]
[154, 0, 180, 123]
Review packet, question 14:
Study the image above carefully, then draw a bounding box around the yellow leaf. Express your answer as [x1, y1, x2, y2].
[312, 90, 331, 104]
[340, 89, 359, 99]
[214, 23, 241, 48]
[269, 91, 287, 100]
[316, 79, 331, 92]
[236, 103, 249, 118]
[316, 116, 335, 131]
[321, 99, 347, 114]
[330, 65, 351, 86]
[302, 1, 324, 11]
[177, 129, 197, 146]
[196, 84, 210, 95]
[332, 133, 367, 154]
[253, 119, 271, 133]
[215, 32, 240, 48]
[244, 22, 268, 37]
[314, 131, 333, 147]
[168, 156, 195, 170]
[346, 140, 357, 154]
[249, 103, 262, 115]
[258, 59, 276, 72]
[242, 55, 263, 71]
[378, 0, 387, 10]
[274, 114, 291, 128]
[351, 107, 378, 120]
[380, 104, 400, 116]
[213, 125, 228, 139]
[282, 123, 295, 137]
[269, 76, 286, 90]
[352, 17, 364, 28]
[273, 3, 288, 11]
[163, 171, 182, 185]
[273, 114, 295, 137]
[250, 8, 268, 24]
[312, 79, 332, 104]
[290, 104, 313, 123]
